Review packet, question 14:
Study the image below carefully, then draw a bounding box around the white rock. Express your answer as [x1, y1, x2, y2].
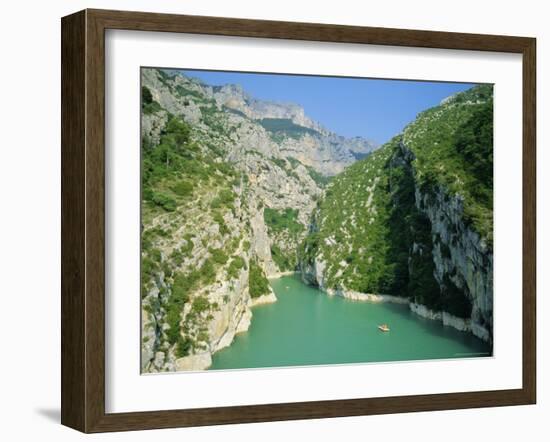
[175, 352, 212, 371]
[249, 290, 277, 307]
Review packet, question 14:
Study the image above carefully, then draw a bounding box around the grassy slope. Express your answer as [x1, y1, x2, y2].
[403, 84, 493, 244]
[300, 137, 420, 295]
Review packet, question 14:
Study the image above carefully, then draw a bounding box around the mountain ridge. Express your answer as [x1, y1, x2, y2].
[158, 69, 379, 173]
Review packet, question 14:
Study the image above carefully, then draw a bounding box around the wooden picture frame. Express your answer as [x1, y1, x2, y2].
[61, 8, 536, 433]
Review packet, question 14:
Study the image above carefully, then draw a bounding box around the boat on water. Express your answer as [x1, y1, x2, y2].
[378, 324, 390, 332]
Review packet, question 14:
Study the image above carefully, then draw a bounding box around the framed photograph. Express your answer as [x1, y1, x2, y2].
[61, 9, 536, 433]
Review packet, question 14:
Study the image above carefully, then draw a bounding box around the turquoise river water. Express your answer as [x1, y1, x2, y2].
[210, 274, 491, 370]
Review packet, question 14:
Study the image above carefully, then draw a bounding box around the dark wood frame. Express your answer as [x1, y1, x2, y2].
[61, 8, 536, 433]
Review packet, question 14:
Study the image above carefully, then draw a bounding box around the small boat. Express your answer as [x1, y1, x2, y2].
[378, 324, 390, 332]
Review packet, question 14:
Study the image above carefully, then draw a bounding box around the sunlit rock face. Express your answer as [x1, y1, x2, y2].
[140, 68, 379, 372]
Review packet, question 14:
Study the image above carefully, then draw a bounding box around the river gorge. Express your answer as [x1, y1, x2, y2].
[140, 69, 494, 373]
[210, 275, 491, 370]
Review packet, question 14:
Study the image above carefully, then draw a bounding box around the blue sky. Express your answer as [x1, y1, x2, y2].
[178, 69, 476, 145]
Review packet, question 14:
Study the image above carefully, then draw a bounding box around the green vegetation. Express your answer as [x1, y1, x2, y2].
[213, 213, 229, 235]
[175, 336, 193, 358]
[141, 115, 193, 213]
[407, 211, 441, 307]
[270, 244, 294, 272]
[192, 296, 211, 314]
[304, 165, 332, 187]
[403, 84, 493, 244]
[141, 68, 492, 368]
[141, 256, 159, 298]
[228, 256, 246, 279]
[259, 118, 320, 140]
[141, 85, 162, 114]
[150, 192, 177, 212]
[141, 106, 236, 221]
[171, 180, 194, 197]
[174, 84, 203, 101]
[263, 208, 304, 272]
[165, 271, 197, 348]
[299, 85, 493, 318]
[299, 126, 482, 315]
[141, 70, 250, 362]
[167, 276, 214, 357]
[300, 140, 395, 293]
[285, 156, 331, 187]
[269, 157, 301, 181]
[249, 260, 270, 298]
[210, 189, 236, 210]
[156, 69, 174, 83]
[351, 151, 370, 161]
[209, 247, 229, 265]
[263, 208, 303, 235]
[163, 257, 222, 356]
[142, 85, 153, 103]
[199, 104, 232, 136]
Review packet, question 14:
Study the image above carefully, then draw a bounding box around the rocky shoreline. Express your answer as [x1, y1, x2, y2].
[174, 287, 278, 372]
[409, 302, 491, 343]
[170, 275, 491, 372]
[268, 270, 297, 279]
[321, 286, 491, 343]
[326, 287, 410, 305]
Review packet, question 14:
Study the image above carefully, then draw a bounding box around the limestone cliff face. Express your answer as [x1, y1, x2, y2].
[300, 253, 327, 289]
[414, 182, 493, 341]
[140, 68, 374, 372]
[140, 178, 259, 372]
[142, 69, 378, 176]
[212, 83, 326, 134]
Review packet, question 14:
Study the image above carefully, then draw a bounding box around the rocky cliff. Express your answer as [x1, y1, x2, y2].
[299, 85, 494, 343]
[414, 181, 493, 341]
[140, 68, 376, 372]
[148, 70, 378, 175]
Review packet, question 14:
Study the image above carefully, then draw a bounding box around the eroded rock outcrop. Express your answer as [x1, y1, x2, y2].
[415, 183, 493, 341]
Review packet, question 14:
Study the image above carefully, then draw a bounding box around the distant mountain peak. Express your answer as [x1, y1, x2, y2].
[143, 67, 379, 175]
